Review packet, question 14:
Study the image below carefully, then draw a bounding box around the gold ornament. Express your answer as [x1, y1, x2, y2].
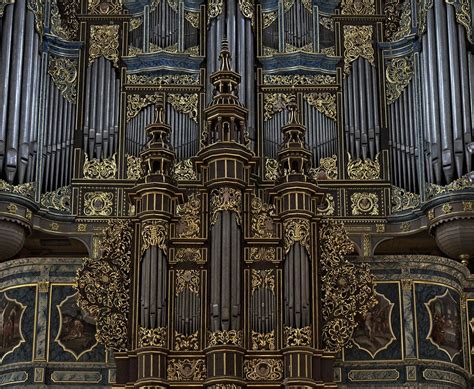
[210, 187, 242, 225]
[341, 0, 375, 14]
[208, 329, 243, 347]
[126, 155, 143, 181]
[142, 220, 168, 253]
[138, 326, 167, 347]
[89, 25, 120, 67]
[317, 193, 335, 216]
[251, 330, 275, 350]
[174, 159, 197, 181]
[88, 0, 122, 14]
[386, 55, 414, 104]
[284, 326, 312, 347]
[48, 55, 78, 103]
[351, 192, 379, 216]
[175, 331, 199, 351]
[0, 0, 14, 18]
[250, 195, 275, 238]
[238, 0, 253, 20]
[263, 93, 293, 121]
[126, 74, 199, 85]
[127, 94, 161, 122]
[6, 203, 17, 214]
[319, 220, 377, 352]
[265, 158, 279, 181]
[390, 0, 412, 41]
[262, 11, 278, 28]
[176, 270, 200, 294]
[167, 94, 198, 123]
[185, 11, 200, 28]
[167, 358, 206, 381]
[347, 153, 380, 180]
[391, 186, 420, 213]
[174, 248, 204, 263]
[76, 220, 133, 351]
[249, 247, 277, 262]
[208, 0, 223, 20]
[309, 155, 338, 180]
[283, 218, 310, 254]
[251, 269, 275, 294]
[176, 193, 201, 238]
[263, 74, 336, 86]
[83, 191, 114, 216]
[83, 153, 117, 180]
[320, 16, 334, 31]
[244, 358, 283, 381]
[49, 222, 60, 231]
[425, 174, 474, 199]
[41, 185, 71, 213]
[445, 0, 472, 43]
[343, 25, 375, 75]
[0, 180, 35, 199]
[303, 93, 336, 121]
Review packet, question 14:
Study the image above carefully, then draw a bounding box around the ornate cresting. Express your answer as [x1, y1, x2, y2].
[319, 220, 377, 352]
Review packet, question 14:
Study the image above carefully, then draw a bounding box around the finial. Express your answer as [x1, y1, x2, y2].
[287, 97, 300, 125]
[153, 94, 165, 124]
[219, 39, 232, 71]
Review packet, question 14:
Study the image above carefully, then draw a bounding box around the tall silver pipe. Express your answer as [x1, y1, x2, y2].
[458, 26, 472, 173]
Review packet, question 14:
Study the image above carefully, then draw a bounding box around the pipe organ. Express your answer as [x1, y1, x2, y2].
[1, 1, 474, 388]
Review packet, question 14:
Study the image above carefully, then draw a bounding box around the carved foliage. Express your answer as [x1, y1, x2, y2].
[83, 153, 117, 179]
[343, 25, 375, 75]
[391, 186, 420, 213]
[41, 185, 71, 213]
[320, 220, 377, 352]
[341, 0, 375, 15]
[89, 25, 120, 67]
[48, 55, 78, 103]
[167, 358, 206, 381]
[176, 270, 200, 294]
[167, 94, 198, 123]
[303, 93, 336, 121]
[174, 159, 197, 181]
[175, 331, 199, 351]
[283, 218, 310, 254]
[176, 193, 201, 238]
[76, 219, 133, 351]
[251, 330, 275, 350]
[284, 326, 312, 347]
[264, 93, 293, 121]
[208, 330, 242, 347]
[126, 155, 143, 180]
[210, 187, 242, 225]
[84, 192, 114, 216]
[251, 269, 275, 294]
[244, 358, 283, 381]
[347, 153, 380, 180]
[138, 326, 167, 347]
[142, 220, 168, 253]
[386, 55, 414, 104]
[250, 195, 275, 238]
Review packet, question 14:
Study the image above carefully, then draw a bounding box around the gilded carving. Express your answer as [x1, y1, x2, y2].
[390, 0, 412, 41]
[283, 218, 310, 254]
[210, 187, 242, 225]
[174, 159, 197, 181]
[185, 11, 200, 28]
[391, 186, 420, 213]
[138, 326, 167, 347]
[320, 220, 377, 352]
[442, 203, 453, 214]
[347, 153, 380, 180]
[317, 193, 335, 216]
[76, 220, 133, 351]
[27, 0, 44, 35]
[176, 193, 201, 238]
[142, 220, 168, 253]
[126, 155, 143, 181]
[176, 270, 200, 294]
[174, 248, 203, 263]
[265, 158, 279, 181]
[320, 16, 334, 31]
[208, 329, 242, 347]
[6, 203, 17, 214]
[0, 180, 35, 199]
[284, 326, 312, 347]
[83, 153, 117, 180]
[175, 331, 199, 351]
[126, 74, 199, 85]
[48, 55, 78, 103]
[208, 0, 223, 20]
[351, 192, 379, 216]
[41, 185, 71, 213]
[445, 0, 472, 43]
[251, 330, 275, 350]
[343, 25, 375, 75]
[0, 0, 14, 18]
[263, 74, 336, 86]
[127, 94, 161, 122]
[310, 155, 338, 180]
[341, 0, 375, 15]
[88, 0, 122, 14]
[251, 269, 275, 294]
[89, 25, 120, 67]
[238, 0, 253, 20]
[83, 191, 113, 216]
[249, 247, 277, 262]
[167, 358, 206, 381]
[264, 93, 293, 121]
[251, 195, 275, 238]
[244, 358, 283, 381]
[426, 174, 474, 199]
[386, 55, 414, 104]
[262, 11, 278, 28]
[167, 94, 198, 123]
[49, 222, 60, 231]
[50, 0, 79, 40]
[303, 93, 336, 121]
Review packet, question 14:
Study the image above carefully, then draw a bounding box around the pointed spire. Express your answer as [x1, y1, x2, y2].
[219, 39, 232, 72]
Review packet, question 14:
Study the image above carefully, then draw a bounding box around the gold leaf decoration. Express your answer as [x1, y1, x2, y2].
[263, 74, 336, 85]
[250, 195, 275, 238]
[167, 94, 198, 123]
[88, 0, 122, 14]
[244, 358, 283, 381]
[263, 93, 294, 121]
[176, 270, 200, 294]
[174, 159, 197, 181]
[174, 248, 204, 263]
[208, 329, 243, 347]
[262, 11, 278, 28]
[386, 55, 414, 104]
[320, 220, 377, 352]
[210, 187, 242, 225]
[283, 218, 310, 254]
[265, 158, 279, 181]
[167, 358, 206, 381]
[284, 326, 312, 346]
[309, 155, 338, 180]
[341, 0, 375, 15]
[425, 173, 474, 199]
[343, 25, 374, 75]
[41, 185, 71, 213]
[185, 11, 200, 28]
[48, 55, 78, 103]
[303, 93, 336, 121]
[83, 153, 117, 179]
[76, 219, 133, 351]
[347, 153, 380, 180]
[176, 193, 201, 238]
[89, 25, 120, 67]
[391, 186, 420, 213]
[126, 154, 143, 180]
[84, 192, 114, 216]
[251, 330, 275, 350]
[126, 73, 199, 85]
[249, 247, 277, 262]
[350, 192, 379, 216]
[238, 0, 253, 20]
[445, 0, 472, 43]
[0, 180, 35, 199]
[208, 0, 223, 20]
[138, 326, 167, 347]
[175, 331, 199, 351]
[251, 269, 275, 294]
[142, 220, 168, 253]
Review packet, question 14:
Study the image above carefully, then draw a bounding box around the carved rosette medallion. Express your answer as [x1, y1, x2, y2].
[208, 329, 243, 347]
[83, 191, 114, 216]
[244, 358, 283, 381]
[210, 187, 242, 225]
[351, 192, 379, 216]
[283, 218, 310, 254]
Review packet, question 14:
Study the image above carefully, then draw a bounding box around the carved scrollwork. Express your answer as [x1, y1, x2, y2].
[88, 0, 122, 14]
[41, 185, 71, 213]
[126, 154, 143, 181]
[341, 0, 375, 15]
[320, 220, 377, 352]
[89, 25, 120, 67]
[262, 11, 278, 28]
[251, 269, 275, 294]
[50, 0, 79, 40]
[126, 74, 199, 85]
[0, 180, 35, 199]
[83, 153, 117, 179]
[210, 187, 242, 225]
[127, 94, 160, 122]
[138, 326, 167, 347]
[351, 192, 379, 216]
[185, 11, 200, 28]
[208, 329, 243, 347]
[249, 247, 277, 262]
[84, 191, 113, 216]
[320, 16, 334, 31]
[390, 0, 412, 41]
[343, 25, 375, 75]
[142, 220, 168, 253]
[167, 358, 206, 381]
[251, 195, 275, 238]
[238, 0, 253, 20]
[176, 270, 200, 294]
[176, 193, 201, 238]
[48, 55, 78, 103]
[303, 93, 336, 121]
[175, 331, 199, 351]
[0, 0, 14, 18]
[174, 248, 204, 263]
[347, 153, 380, 180]
[167, 94, 198, 123]
[263, 93, 293, 121]
[265, 158, 279, 181]
[309, 155, 338, 180]
[251, 330, 275, 350]
[391, 186, 420, 213]
[284, 326, 312, 347]
[27, 0, 44, 35]
[445, 0, 472, 43]
[386, 55, 414, 104]
[317, 193, 335, 216]
[174, 159, 197, 181]
[76, 219, 133, 351]
[244, 358, 283, 381]
[283, 218, 310, 254]
[426, 173, 474, 199]
[208, 0, 223, 20]
[263, 74, 336, 86]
